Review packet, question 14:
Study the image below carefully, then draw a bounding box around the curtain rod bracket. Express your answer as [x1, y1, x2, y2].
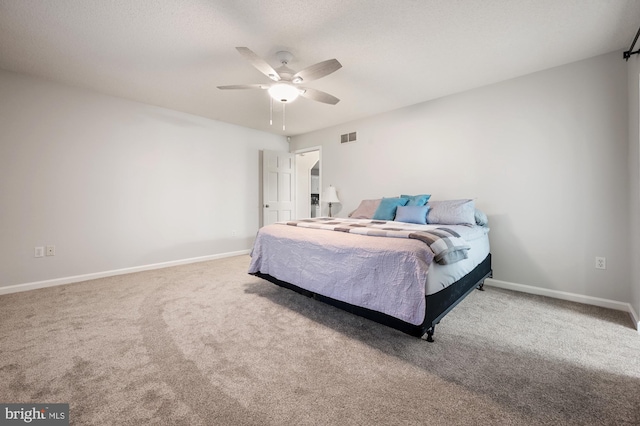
[624, 25, 640, 61]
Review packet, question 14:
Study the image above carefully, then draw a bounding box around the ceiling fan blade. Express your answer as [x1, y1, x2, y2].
[292, 59, 342, 83]
[217, 84, 268, 90]
[300, 87, 340, 105]
[236, 47, 281, 81]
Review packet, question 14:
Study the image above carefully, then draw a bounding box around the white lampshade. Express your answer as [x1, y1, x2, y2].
[268, 83, 300, 103]
[324, 185, 340, 204]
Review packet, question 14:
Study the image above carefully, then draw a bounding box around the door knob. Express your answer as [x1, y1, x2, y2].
[265, 204, 270, 208]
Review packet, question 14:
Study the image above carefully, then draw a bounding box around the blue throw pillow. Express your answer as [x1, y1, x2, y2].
[372, 197, 409, 220]
[400, 194, 431, 207]
[395, 205, 430, 224]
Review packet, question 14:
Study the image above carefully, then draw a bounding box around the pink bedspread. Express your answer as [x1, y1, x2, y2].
[248, 223, 434, 325]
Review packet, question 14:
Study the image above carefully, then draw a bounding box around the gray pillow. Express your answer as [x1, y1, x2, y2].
[348, 199, 382, 219]
[474, 208, 489, 226]
[427, 199, 475, 225]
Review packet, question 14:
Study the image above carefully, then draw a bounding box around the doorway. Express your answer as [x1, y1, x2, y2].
[295, 148, 321, 219]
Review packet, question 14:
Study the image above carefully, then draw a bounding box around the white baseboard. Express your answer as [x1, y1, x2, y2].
[485, 278, 640, 331]
[0, 250, 251, 296]
[630, 305, 640, 333]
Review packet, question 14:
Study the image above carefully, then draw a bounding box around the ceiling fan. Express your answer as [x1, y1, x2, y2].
[217, 47, 342, 130]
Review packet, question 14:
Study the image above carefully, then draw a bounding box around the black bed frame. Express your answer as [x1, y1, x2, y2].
[250, 254, 492, 342]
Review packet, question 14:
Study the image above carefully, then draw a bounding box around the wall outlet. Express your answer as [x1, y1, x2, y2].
[595, 256, 606, 270]
[46, 245, 56, 256]
[231, 230, 237, 237]
[34, 246, 44, 258]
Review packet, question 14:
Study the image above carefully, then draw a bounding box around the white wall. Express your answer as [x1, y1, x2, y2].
[628, 54, 640, 326]
[291, 51, 631, 305]
[0, 70, 287, 288]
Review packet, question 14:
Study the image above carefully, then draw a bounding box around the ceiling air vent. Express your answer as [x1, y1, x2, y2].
[340, 132, 357, 143]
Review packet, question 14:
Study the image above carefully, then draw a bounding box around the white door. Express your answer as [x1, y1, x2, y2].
[263, 150, 295, 226]
[311, 175, 320, 194]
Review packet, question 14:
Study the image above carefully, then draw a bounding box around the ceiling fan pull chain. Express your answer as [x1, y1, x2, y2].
[270, 96, 273, 126]
[283, 103, 286, 131]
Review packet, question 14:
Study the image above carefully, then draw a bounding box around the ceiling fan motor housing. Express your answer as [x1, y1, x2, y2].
[276, 51, 294, 65]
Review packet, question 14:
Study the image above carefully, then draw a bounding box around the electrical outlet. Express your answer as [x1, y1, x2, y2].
[46, 245, 56, 256]
[231, 230, 237, 237]
[34, 246, 44, 258]
[595, 257, 606, 270]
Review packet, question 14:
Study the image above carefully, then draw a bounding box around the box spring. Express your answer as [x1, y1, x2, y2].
[250, 253, 492, 339]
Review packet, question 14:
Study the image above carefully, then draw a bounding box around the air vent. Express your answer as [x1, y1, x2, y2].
[340, 132, 357, 143]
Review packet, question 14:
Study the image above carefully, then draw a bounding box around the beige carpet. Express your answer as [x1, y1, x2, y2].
[0, 255, 639, 425]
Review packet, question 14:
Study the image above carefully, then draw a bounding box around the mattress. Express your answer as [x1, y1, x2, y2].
[425, 231, 490, 295]
[249, 220, 489, 326]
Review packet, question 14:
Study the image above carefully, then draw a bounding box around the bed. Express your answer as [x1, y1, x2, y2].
[248, 198, 492, 341]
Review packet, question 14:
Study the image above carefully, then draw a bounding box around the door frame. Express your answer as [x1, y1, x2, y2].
[294, 146, 322, 219]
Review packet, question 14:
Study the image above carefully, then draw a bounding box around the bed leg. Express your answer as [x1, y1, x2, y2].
[477, 282, 485, 291]
[421, 327, 435, 342]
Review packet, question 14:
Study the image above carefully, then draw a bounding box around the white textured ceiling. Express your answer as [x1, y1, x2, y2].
[1, 0, 639, 136]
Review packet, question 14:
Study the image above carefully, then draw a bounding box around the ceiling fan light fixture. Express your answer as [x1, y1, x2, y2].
[268, 83, 300, 103]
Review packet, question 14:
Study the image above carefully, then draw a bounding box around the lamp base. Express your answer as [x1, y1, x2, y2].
[328, 203, 333, 218]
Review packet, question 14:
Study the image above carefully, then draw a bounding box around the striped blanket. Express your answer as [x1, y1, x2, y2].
[280, 218, 471, 265]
